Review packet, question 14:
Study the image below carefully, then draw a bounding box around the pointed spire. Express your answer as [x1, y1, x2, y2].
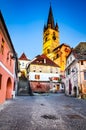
[55, 22, 59, 31]
[43, 24, 47, 32]
[47, 5, 55, 29]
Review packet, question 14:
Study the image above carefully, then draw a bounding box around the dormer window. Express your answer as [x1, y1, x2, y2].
[36, 60, 39, 63]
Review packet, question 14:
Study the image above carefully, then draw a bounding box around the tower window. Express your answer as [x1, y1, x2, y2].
[47, 49, 50, 54]
[45, 37, 48, 42]
[52, 32, 56, 40]
[56, 54, 59, 58]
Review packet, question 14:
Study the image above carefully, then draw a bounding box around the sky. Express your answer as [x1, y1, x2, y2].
[0, 0, 86, 60]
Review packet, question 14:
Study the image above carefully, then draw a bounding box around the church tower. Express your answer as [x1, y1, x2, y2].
[42, 5, 71, 73]
[42, 5, 60, 56]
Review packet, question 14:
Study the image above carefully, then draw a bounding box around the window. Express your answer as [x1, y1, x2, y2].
[0, 74, 2, 89]
[84, 72, 86, 80]
[81, 61, 83, 65]
[67, 60, 69, 65]
[50, 67, 52, 73]
[1, 38, 4, 54]
[70, 56, 72, 61]
[47, 49, 50, 54]
[52, 32, 56, 40]
[22, 62, 24, 66]
[56, 68, 58, 73]
[35, 75, 40, 79]
[39, 67, 42, 72]
[33, 66, 36, 72]
[67, 68, 70, 75]
[45, 37, 48, 42]
[56, 54, 59, 58]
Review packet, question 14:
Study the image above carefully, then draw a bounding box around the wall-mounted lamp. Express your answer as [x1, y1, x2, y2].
[7, 51, 16, 60]
[71, 69, 75, 73]
[71, 68, 78, 73]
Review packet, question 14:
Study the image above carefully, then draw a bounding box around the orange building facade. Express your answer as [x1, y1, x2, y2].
[0, 11, 17, 104]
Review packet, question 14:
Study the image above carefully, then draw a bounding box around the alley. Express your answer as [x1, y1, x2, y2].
[0, 93, 86, 130]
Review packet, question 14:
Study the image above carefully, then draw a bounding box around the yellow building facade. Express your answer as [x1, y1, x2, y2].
[18, 53, 30, 77]
[42, 5, 71, 73]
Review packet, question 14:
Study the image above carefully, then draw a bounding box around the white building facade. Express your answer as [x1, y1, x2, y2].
[27, 54, 60, 92]
[65, 50, 86, 98]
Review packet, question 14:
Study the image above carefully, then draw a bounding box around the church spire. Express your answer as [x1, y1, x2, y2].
[47, 5, 55, 29]
[43, 4, 59, 32]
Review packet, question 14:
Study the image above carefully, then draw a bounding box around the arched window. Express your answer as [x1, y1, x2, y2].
[56, 54, 59, 58]
[47, 49, 50, 54]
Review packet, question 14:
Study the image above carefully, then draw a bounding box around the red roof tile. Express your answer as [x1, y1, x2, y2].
[19, 53, 29, 60]
[30, 54, 60, 67]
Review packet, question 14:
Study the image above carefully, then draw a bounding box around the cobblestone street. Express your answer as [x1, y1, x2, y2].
[0, 93, 86, 130]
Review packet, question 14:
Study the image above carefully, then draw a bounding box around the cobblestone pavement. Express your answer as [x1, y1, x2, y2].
[0, 93, 86, 130]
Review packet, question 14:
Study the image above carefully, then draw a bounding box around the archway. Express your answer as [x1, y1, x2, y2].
[6, 77, 12, 99]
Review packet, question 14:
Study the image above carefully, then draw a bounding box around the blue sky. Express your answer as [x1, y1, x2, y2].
[0, 0, 86, 59]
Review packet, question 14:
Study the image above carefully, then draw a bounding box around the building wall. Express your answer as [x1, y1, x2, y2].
[29, 72, 59, 82]
[65, 63, 79, 96]
[28, 64, 60, 92]
[65, 53, 86, 97]
[78, 61, 86, 94]
[65, 53, 78, 96]
[54, 45, 71, 72]
[18, 59, 30, 76]
[0, 21, 15, 104]
[29, 64, 60, 73]
[0, 65, 14, 103]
